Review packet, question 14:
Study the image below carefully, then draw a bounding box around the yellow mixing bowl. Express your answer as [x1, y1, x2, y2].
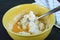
[2, 4, 55, 40]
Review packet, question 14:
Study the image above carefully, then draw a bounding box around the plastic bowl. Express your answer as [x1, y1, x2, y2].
[2, 4, 55, 40]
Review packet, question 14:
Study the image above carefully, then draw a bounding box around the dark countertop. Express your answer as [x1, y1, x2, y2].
[0, 0, 60, 40]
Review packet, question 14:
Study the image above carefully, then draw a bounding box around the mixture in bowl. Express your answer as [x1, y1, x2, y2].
[8, 11, 49, 35]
